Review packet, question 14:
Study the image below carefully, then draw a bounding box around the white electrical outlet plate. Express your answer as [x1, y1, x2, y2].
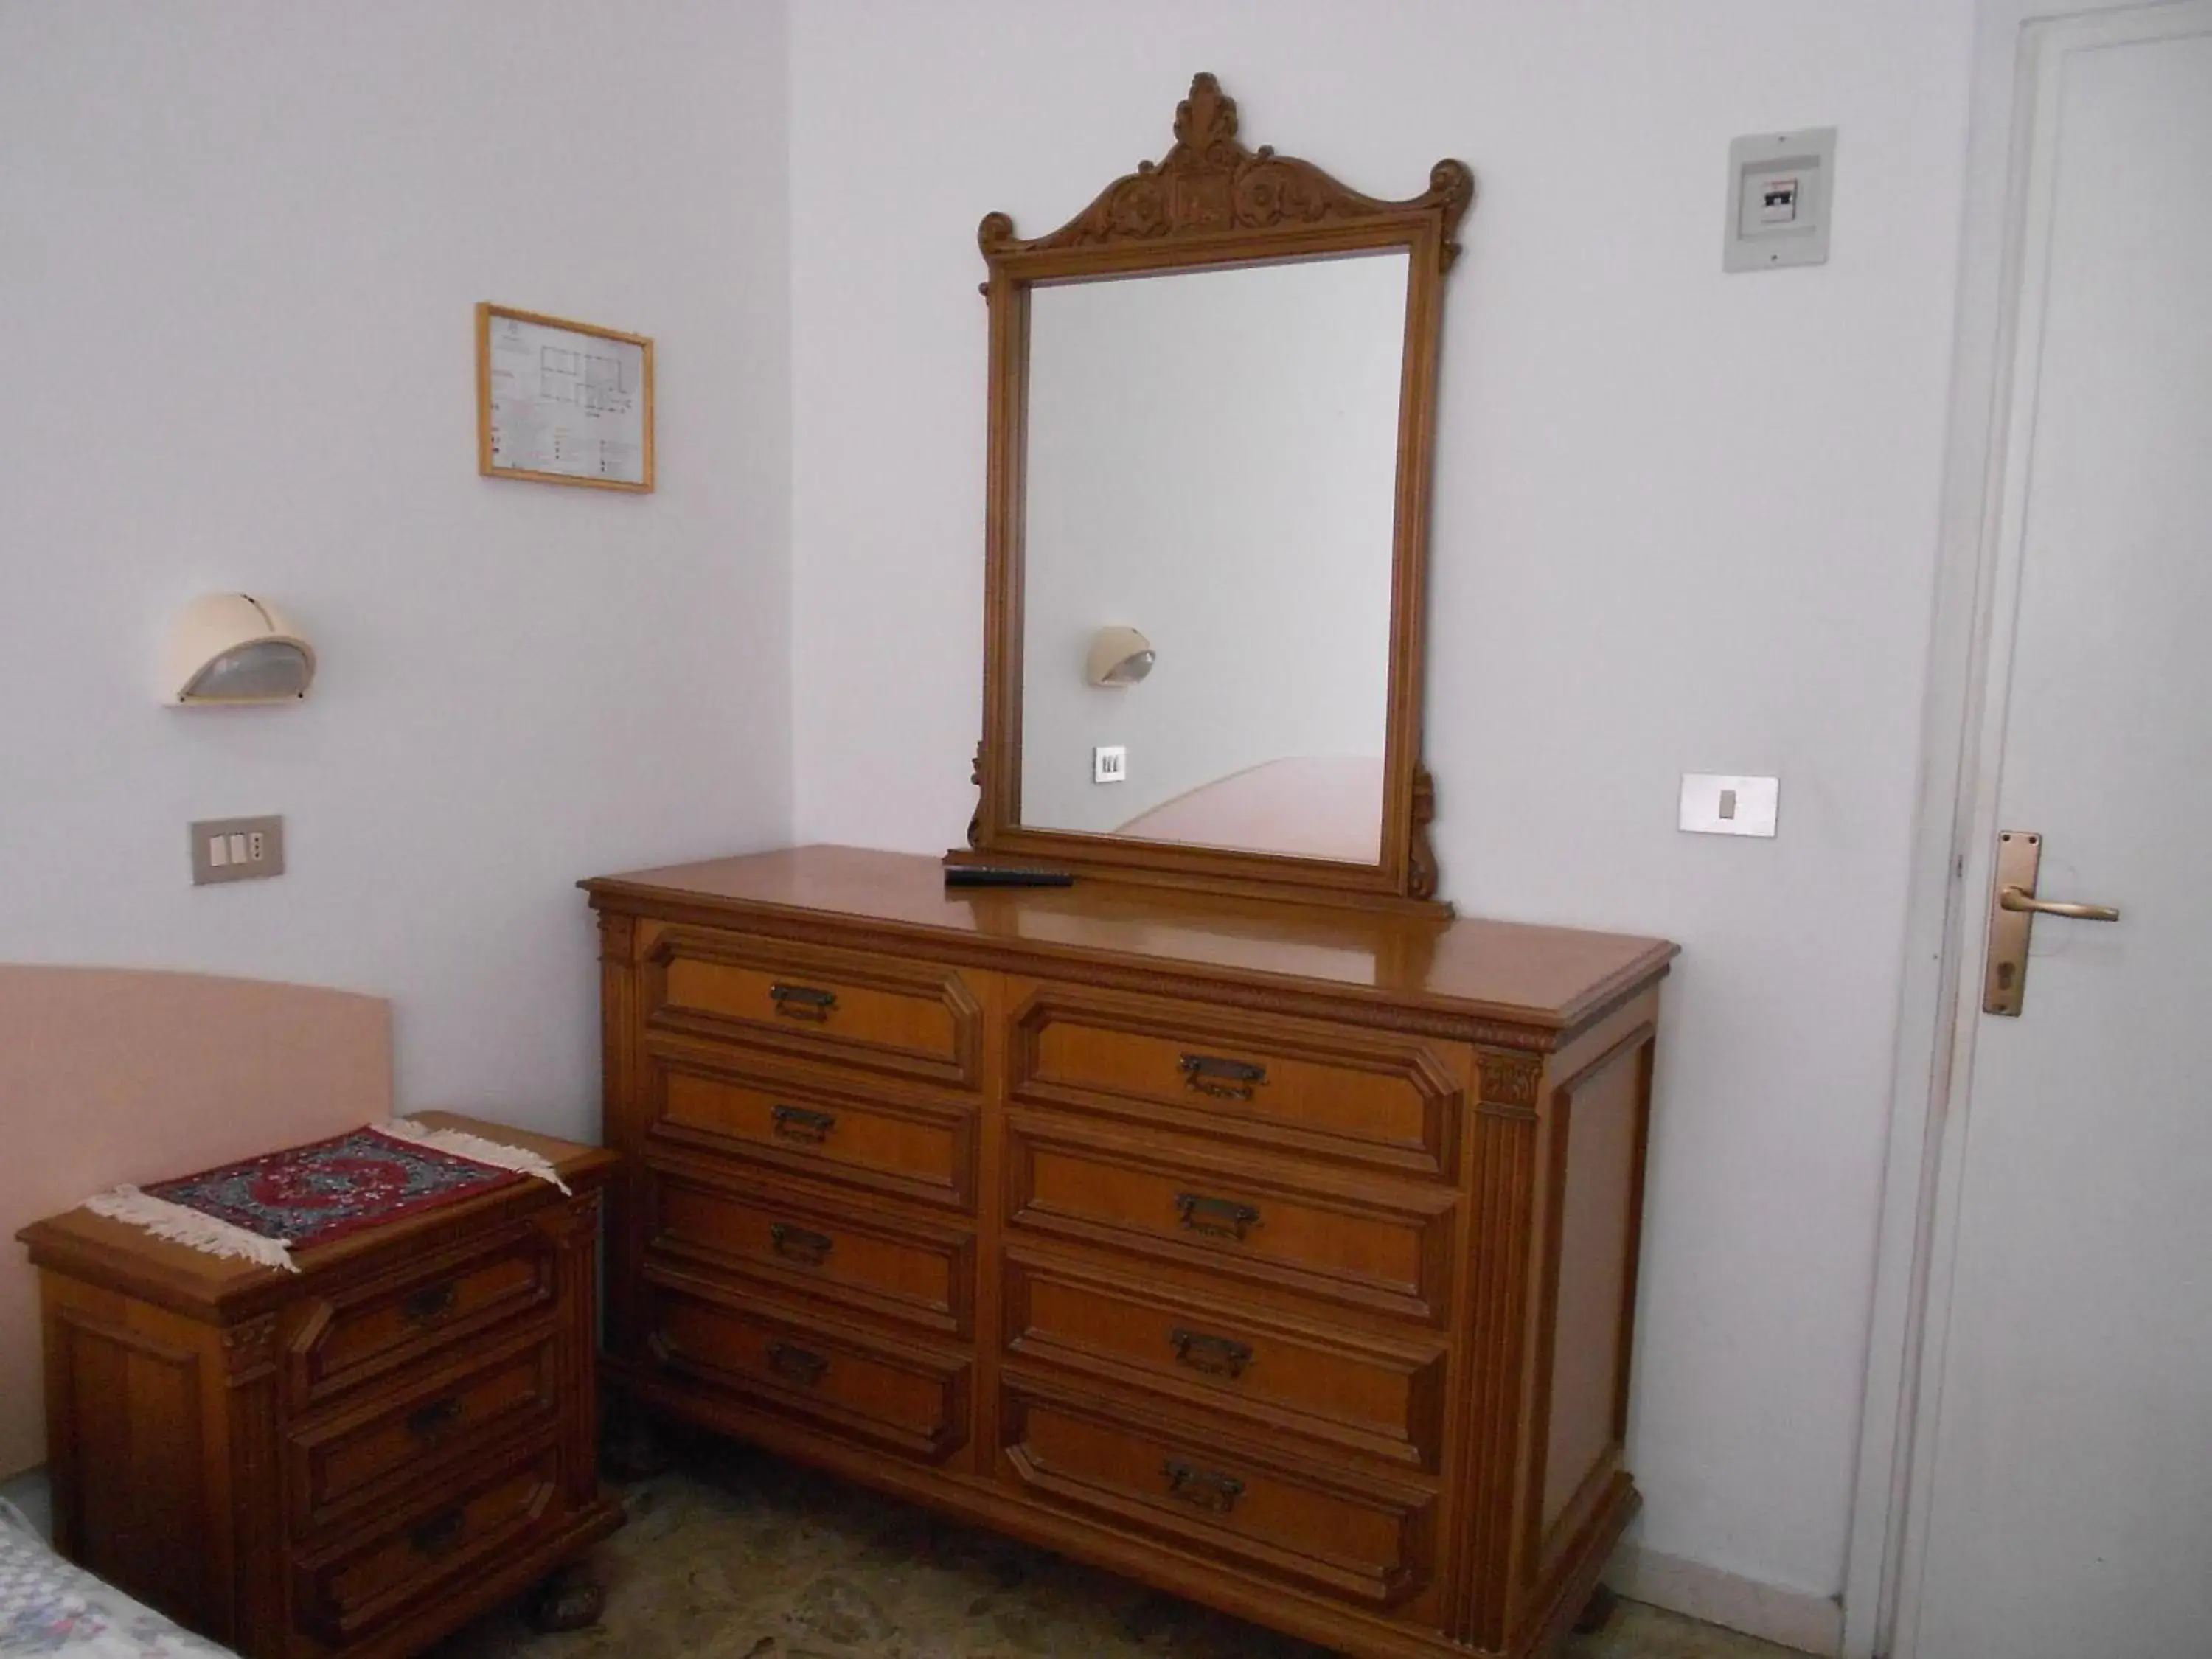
[1679, 774, 1778, 837]
[1093, 745, 1127, 785]
[1724, 128, 1835, 272]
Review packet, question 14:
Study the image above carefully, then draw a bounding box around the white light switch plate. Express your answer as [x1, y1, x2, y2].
[1680, 774, 1778, 837]
[1093, 745, 1127, 785]
[189, 814, 287, 883]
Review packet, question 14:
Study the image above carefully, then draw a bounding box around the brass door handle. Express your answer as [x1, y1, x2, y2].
[1984, 832, 2118, 1017]
[1998, 885, 2119, 922]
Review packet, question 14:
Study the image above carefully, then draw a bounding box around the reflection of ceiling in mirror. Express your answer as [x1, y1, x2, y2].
[1017, 252, 1408, 860]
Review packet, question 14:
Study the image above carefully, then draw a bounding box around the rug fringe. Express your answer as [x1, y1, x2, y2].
[379, 1119, 572, 1194]
[83, 1187, 299, 1273]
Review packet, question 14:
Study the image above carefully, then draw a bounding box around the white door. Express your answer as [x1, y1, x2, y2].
[1901, 7, 2212, 1657]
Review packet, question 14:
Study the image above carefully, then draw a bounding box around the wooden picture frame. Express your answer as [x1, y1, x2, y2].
[476, 303, 655, 493]
[948, 74, 1473, 914]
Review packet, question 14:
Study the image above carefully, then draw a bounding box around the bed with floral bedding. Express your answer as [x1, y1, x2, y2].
[0, 1502, 234, 1659]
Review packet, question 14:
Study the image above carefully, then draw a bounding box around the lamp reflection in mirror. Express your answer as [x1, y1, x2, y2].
[1085, 625, 1155, 688]
[162, 594, 316, 705]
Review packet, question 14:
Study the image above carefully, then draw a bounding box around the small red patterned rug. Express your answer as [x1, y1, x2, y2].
[83, 1120, 567, 1271]
[148, 1125, 521, 1245]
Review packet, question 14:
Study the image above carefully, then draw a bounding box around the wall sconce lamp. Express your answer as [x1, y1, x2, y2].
[161, 594, 317, 705]
[1085, 626, 1155, 688]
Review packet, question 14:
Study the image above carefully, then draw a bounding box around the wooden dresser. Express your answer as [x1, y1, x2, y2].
[18, 1115, 622, 1659]
[585, 846, 1674, 1659]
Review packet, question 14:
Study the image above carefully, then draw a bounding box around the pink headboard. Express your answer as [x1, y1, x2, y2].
[0, 967, 392, 1475]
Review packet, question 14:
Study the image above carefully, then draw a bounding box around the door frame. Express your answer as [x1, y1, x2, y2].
[1842, 4, 2212, 1655]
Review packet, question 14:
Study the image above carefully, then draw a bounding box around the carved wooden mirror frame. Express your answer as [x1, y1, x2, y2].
[951, 72, 1472, 914]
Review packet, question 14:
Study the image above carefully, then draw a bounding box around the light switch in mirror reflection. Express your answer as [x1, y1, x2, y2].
[1016, 250, 1411, 866]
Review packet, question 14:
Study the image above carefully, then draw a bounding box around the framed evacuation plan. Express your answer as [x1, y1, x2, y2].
[476, 303, 655, 492]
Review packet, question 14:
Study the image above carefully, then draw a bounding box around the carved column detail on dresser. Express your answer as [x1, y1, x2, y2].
[584, 846, 1675, 1659]
[1453, 1102, 1541, 1650]
[598, 908, 646, 1364]
[1474, 1050, 1545, 1117]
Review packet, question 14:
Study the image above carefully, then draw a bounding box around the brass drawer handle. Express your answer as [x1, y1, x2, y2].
[1178, 1053, 1267, 1100]
[769, 983, 838, 1021]
[1169, 1327, 1254, 1380]
[401, 1282, 458, 1325]
[770, 1222, 835, 1266]
[409, 1509, 465, 1558]
[766, 1341, 829, 1387]
[1175, 1192, 1261, 1242]
[405, 1397, 462, 1440]
[1161, 1458, 1245, 1514]
[770, 1104, 838, 1144]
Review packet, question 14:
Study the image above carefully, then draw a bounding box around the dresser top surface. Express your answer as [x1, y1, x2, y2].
[582, 844, 1676, 1030]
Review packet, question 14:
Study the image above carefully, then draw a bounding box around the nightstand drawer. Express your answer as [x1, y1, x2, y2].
[642, 925, 983, 1091]
[293, 1439, 566, 1646]
[291, 1225, 558, 1407]
[643, 1285, 970, 1465]
[285, 1327, 561, 1535]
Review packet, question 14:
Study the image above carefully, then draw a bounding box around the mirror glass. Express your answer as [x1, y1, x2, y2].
[1016, 249, 1410, 864]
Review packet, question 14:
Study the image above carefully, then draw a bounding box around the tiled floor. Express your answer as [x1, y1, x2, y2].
[436, 1440, 1803, 1659]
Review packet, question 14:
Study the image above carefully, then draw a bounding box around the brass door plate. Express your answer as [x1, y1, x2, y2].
[1982, 830, 2042, 1016]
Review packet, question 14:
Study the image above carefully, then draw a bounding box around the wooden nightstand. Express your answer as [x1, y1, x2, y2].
[17, 1113, 624, 1659]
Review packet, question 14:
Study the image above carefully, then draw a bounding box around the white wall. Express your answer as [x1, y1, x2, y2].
[1021, 254, 1401, 836]
[0, 0, 793, 1143]
[790, 0, 1975, 1607]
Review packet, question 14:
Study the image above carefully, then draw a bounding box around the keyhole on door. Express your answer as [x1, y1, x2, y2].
[1997, 961, 2017, 990]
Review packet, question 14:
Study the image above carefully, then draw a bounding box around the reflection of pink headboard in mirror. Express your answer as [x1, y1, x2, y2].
[1113, 755, 1384, 864]
[0, 967, 391, 1475]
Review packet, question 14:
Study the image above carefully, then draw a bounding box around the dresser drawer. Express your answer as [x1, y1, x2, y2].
[642, 925, 983, 1091]
[1009, 984, 1464, 1179]
[1001, 1383, 1435, 1610]
[644, 1286, 970, 1464]
[289, 1225, 558, 1408]
[649, 1052, 975, 1211]
[285, 1327, 560, 1535]
[1003, 1251, 1446, 1471]
[1006, 1113, 1455, 1324]
[644, 1164, 975, 1337]
[292, 1439, 565, 1646]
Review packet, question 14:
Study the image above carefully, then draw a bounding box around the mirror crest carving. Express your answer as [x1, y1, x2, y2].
[978, 73, 1472, 263]
[954, 73, 1472, 915]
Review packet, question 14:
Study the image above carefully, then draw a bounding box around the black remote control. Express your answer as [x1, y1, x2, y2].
[944, 866, 1076, 888]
